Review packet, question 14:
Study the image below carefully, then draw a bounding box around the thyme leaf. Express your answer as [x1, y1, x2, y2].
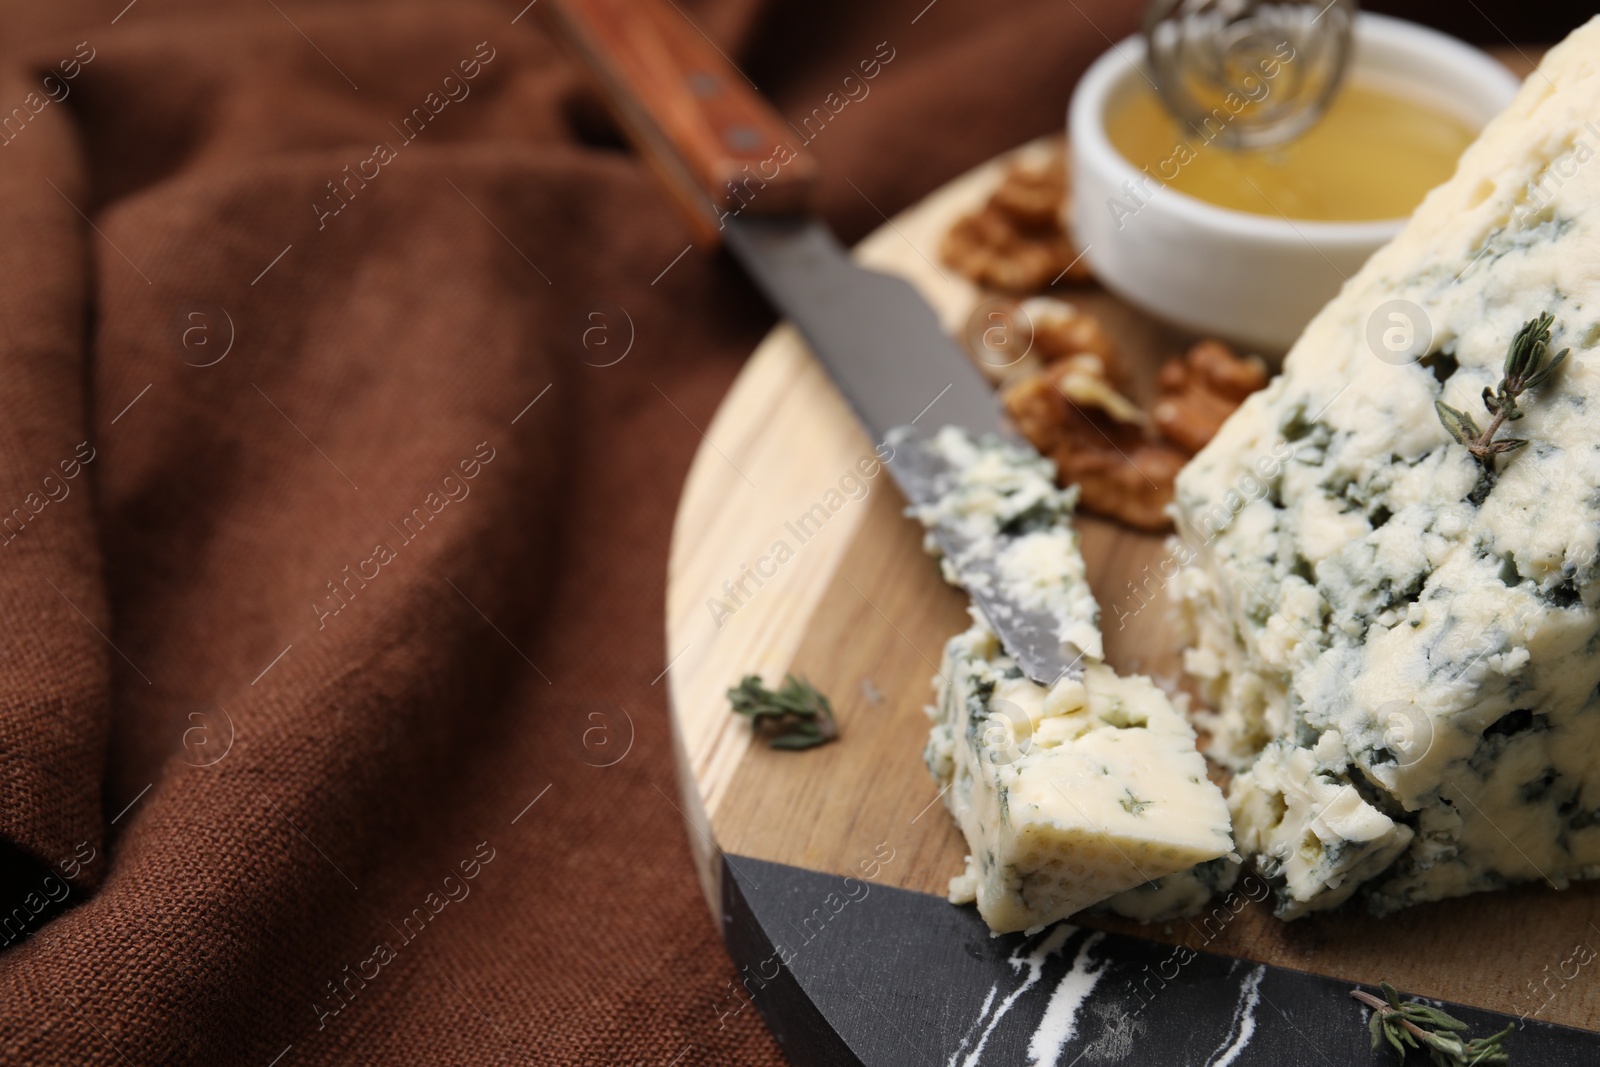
[1351, 984, 1514, 1066]
[1435, 313, 1567, 468]
[727, 674, 838, 750]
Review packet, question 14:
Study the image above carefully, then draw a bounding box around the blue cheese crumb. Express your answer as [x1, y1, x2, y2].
[909, 426, 1103, 658]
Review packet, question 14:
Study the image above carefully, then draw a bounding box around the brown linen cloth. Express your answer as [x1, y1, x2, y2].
[0, 1, 1572, 1064]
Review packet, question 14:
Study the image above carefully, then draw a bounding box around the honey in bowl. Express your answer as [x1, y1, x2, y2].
[1106, 81, 1476, 221]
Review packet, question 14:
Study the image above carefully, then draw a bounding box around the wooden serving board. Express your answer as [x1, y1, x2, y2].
[664, 137, 1600, 1065]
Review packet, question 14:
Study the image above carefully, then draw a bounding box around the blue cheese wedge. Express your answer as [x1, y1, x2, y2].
[917, 428, 1233, 932]
[1176, 18, 1600, 918]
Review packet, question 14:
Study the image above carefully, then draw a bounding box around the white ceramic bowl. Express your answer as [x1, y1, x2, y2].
[1068, 13, 1521, 355]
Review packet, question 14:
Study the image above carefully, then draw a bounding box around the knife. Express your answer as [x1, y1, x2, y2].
[544, 0, 1087, 686]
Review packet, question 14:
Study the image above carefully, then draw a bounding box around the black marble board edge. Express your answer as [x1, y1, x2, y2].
[719, 853, 1598, 1067]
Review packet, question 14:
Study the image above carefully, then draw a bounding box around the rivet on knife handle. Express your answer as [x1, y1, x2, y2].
[542, 0, 819, 243]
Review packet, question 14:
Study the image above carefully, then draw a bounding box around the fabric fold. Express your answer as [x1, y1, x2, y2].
[0, 61, 110, 902]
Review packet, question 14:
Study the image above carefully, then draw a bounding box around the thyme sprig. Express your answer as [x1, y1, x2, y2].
[1351, 983, 1514, 1066]
[728, 674, 838, 750]
[1435, 312, 1567, 466]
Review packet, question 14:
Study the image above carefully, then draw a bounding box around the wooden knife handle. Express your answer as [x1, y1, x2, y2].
[543, 0, 818, 243]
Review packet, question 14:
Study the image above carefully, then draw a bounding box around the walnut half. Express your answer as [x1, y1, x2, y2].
[1002, 356, 1186, 532]
[941, 153, 1092, 294]
[1153, 340, 1269, 454]
[1000, 317, 1267, 531]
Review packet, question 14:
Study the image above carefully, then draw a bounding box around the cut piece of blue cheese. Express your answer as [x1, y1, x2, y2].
[926, 616, 1235, 932]
[1101, 854, 1241, 923]
[915, 428, 1233, 932]
[1175, 17, 1600, 918]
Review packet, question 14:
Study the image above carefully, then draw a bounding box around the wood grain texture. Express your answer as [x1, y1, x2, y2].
[665, 136, 1600, 1031]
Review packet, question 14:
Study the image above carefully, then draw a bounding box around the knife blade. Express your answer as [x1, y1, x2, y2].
[721, 217, 1002, 442]
[544, 0, 1088, 686]
[722, 218, 1087, 685]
